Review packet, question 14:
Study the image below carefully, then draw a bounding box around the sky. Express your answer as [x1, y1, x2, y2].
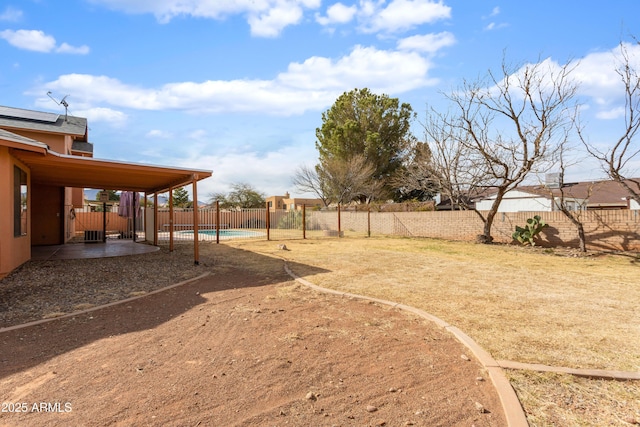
[1, 0, 640, 201]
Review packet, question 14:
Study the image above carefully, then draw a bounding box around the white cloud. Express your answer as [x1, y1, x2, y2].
[482, 6, 507, 31]
[486, 42, 640, 125]
[75, 107, 128, 126]
[316, 2, 357, 26]
[89, 0, 321, 37]
[0, 29, 56, 52]
[573, 42, 640, 112]
[247, 2, 305, 37]
[56, 42, 91, 55]
[279, 45, 435, 93]
[596, 106, 625, 120]
[178, 142, 318, 197]
[483, 21, 508, 31]
[146, 129, 174, 139]
[35, 44, 436, 116]
[359, 0, 451, 34]
[397, 32, 456, 54]
[0, 6, 23, 21]
[90, 0, 450, 36]
[0, 29, 90, 54]
[188, 129, 207, 140]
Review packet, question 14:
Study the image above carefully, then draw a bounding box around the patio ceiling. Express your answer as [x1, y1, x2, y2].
[11, 147, 212, 194]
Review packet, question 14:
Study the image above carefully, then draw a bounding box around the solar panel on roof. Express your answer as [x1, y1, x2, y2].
[0, 106, 59, 123]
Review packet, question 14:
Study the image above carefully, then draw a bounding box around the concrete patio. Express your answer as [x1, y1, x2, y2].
[31, 240, 160, 261]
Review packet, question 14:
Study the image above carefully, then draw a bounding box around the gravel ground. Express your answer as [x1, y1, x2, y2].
[0, 245, 206, 328]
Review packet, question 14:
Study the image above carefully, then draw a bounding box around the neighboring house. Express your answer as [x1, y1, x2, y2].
[0, 105, 212, 278]
[474, 178, 640, 212]
[266, 192, 324, 212]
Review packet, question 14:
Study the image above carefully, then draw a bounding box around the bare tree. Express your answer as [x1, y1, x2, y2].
[543, 141, 590, 252]
[582, 40, 640, 204]
[421, 108, 490, 214]
[427, 56, 579, 243]
[293, 155, 381, 206]
[319, 154, 382, 205]
[292, 164, 331, 207]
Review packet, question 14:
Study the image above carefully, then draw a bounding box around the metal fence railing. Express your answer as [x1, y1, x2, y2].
[70, 206, 423, 244]
[69, 205, 145, 243]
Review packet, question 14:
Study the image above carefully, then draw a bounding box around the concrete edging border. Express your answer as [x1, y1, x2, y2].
[497, 360, 640, 381]
[283, 262, 530, 427]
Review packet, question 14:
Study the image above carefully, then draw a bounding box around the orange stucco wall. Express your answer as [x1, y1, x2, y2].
[0, 147, 31, 279]
[6, 129, 70, 154]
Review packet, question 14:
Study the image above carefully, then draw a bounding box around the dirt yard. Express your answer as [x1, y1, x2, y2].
[0, 257, 505, 426]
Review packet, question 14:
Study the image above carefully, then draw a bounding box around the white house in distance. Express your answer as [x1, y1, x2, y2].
[474, 176, 640, 212]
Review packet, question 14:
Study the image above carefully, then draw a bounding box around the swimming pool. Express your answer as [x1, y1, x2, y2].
[179, 229, 265, 238]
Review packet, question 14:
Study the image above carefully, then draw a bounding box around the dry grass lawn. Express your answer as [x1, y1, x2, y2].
[223, 236, 640, 426]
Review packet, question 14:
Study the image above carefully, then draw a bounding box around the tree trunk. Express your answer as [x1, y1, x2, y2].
[477, 209, 496, 244]
[577, 223, 586, 253]
[560, 206, 587, 252]
[477, 190, 505, 244]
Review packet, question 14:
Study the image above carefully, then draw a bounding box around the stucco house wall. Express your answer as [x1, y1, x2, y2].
[1, 111, 87, 248]
[0, 146, 32, 278]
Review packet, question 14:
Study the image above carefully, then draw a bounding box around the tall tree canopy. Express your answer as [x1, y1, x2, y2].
[210, 183, 265, 209]
[315, 88, 416, 201]
[172, 187, 192, 208]
[95, 190, 119, 201]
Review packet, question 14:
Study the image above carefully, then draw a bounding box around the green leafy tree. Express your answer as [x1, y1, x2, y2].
[95, 190, 120, 201]
[172, 187, 192, 208]
[315, 88, 416, 201]
[210, 183, 265, 209]
[391, 141, 438, 202]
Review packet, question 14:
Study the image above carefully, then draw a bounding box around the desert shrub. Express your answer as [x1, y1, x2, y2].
[512, 215, 548, 246]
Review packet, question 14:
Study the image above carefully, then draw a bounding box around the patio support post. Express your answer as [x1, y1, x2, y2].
[102, 199, 107, 242]
[192, 179, 200, 265]
[216, 200, 220, 244]
[132, 191, 136, 243]
[143, 193, 148, 242]
[169, 186, 174, 252]
[153, 193, 158, 246]
[265, 202, 270, 241]
[302, 204, 306, 240]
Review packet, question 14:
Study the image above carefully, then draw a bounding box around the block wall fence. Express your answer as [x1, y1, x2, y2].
[312, 209, 640, 251]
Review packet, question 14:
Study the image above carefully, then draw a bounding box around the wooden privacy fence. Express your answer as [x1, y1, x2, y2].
[74, 206, 640, 251]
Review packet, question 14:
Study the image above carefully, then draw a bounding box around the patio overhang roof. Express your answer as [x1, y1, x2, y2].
[11, 148, 212, 194]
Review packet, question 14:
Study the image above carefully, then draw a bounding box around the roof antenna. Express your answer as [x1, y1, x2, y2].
[47, 91, 70, 122]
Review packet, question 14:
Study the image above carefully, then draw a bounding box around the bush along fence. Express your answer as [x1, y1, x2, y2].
[73, 204, 640, 251]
